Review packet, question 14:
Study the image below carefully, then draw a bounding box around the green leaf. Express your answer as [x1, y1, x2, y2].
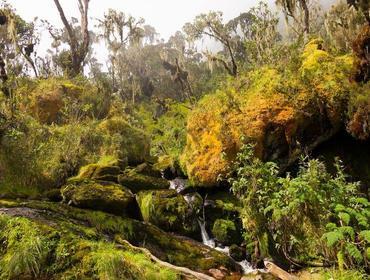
[338, 212, 350, 225]
[338, 226, 355, 240]
[325, 222, 337, 231]
[323, 231, 344, 247]
[334, 204, 346, 213]
[345, 243, 363, 263]
[359, 230, 370, 243]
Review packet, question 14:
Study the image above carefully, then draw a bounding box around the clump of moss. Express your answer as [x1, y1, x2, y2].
[212, 219, 242, 246]
[98, 117, 150, 165]
[137, 189, 200, 237]
[181, 38, 360, 186]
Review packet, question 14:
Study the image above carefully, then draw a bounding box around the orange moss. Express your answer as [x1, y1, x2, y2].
[181, 39, 357, 186]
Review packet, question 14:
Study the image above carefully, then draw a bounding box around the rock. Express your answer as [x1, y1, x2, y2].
[212, 219, 243, 246]
[153, 155, 184, 180]
[43, 189, 62, 202]
[208, 268, 227, 279]
[134, 162, 162, 178]
[204, 191, 244, 244]
[229, 244, 246, 262]
[74, 157, 124, 183]
[0, 199, 242, 275]
[118, 170, 170, 192]
[137, 189, 200, 237]
[60, 180, 139, 218]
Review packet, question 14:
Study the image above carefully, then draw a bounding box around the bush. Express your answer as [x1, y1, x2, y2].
[229, 142, 370, 269]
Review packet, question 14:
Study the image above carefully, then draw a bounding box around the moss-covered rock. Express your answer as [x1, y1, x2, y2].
[212, 219, 243, 246]
[61, 180, 139, 217]
[137, 189, 200, 237]
[181, 39, 355, 186]
[98, 117, 150, 165]
[0, 208, 179, 279]
[118, 170, 170, 192]
[0, 199, 241, 275]
[73, 156, 124, 183]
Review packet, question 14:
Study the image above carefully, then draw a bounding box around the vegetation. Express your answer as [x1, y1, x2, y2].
[0, 0, 369, 279]
[229, 143, 369, 271]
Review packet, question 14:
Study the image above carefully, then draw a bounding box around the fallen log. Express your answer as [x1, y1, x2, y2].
[264, 261, 298, 280]
[115, 236, 216, 280]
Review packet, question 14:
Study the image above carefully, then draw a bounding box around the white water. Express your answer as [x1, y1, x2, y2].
[198, 218, 258, 275]
[169, 178, 188, 193]
[168, 178, 262, 275]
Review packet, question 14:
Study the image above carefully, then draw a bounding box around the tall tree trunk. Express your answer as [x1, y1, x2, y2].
[299, 0, 310, 35]
[53, 0, 90, 77]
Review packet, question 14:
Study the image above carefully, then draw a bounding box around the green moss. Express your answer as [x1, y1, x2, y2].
[98, 117, 150, 165]
[73, 157, 124, 183]
[0, 200, 239, 273]
[212, 219, 242, 246]
[118, 170, 169, 192]
[137, 190, 199, 237]
[0, 211, 179, 280]
[61, 180, 137, 217]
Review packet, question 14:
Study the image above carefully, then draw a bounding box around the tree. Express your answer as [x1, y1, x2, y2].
[183, 11, 239, 76]
[0, 2, 40, 77]
[97, 9, 144, 92]
[275, 0, 311, 35]
[325, 2, 366, 52]
[52, 0, 90, 77]
[347, 0, 370, 23]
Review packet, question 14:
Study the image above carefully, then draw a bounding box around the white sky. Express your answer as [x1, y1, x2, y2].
[8, 0, 337, 70]
[9, 0, 268, 40]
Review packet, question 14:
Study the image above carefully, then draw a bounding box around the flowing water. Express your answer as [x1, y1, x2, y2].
[169, 178, 261, 275]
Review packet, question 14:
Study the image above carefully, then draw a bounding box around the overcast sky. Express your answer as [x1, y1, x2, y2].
[8, 0, 337, 69]
[10, 0, 271, 40]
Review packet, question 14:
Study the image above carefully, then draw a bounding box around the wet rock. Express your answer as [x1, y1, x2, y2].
[74, 159, 123, 183]
[229, 244, 246, 262]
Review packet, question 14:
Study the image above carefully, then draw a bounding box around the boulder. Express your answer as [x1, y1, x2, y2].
[61, 180, 139, 218]
[118, 170, 170, 192]
[0, 199, 241, 275]
[137, 189, 200, 237]
[73, 157, 124, 183]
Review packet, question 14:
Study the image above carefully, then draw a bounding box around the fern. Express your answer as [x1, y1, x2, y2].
[345, 243, 363, 263]
[359, 230, 370, 243]
[338, 212, 351, 225]
[323, 231, 344, 247]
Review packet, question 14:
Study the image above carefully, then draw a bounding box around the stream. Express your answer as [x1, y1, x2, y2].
[169, 178, 265, 275]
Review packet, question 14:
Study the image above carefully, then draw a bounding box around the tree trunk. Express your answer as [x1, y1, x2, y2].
[53, 0, 90, 77]
[299, 0, 310, 35]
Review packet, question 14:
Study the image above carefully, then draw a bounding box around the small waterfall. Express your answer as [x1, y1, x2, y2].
[198, 219, 216, 248]
[168, 177, 262, 275]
